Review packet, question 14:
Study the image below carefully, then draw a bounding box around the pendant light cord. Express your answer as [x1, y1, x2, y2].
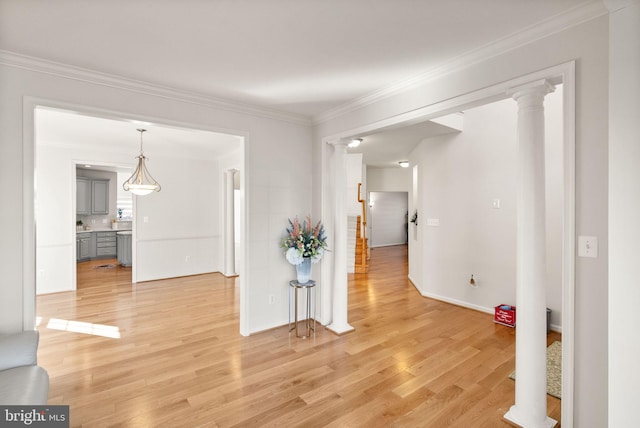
[137, 128, 147, 154]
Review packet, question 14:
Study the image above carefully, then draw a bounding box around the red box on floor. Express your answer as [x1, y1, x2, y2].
[494, 304, 516, 327]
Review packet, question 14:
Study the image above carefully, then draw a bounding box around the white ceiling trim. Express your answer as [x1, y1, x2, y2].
[0, 50, 312, 127]
[603, 0, 640, 11]
[313, 0, 607, 125]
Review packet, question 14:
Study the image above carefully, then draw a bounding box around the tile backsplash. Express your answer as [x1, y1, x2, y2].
[76, 215, 132, 230]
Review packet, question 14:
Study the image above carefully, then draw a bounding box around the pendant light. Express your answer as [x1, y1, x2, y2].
[123, 129, 161, 196]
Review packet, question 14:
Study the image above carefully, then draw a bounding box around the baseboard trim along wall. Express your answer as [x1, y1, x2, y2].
[408, 275, 562, 333]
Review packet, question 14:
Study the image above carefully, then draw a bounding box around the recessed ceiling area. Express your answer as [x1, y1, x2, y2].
[35, 107, 244, 164]
[348, 115, 463, 168]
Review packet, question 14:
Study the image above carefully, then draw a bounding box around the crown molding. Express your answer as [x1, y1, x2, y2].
[313, 0, 607, 125]
[0, 50, 312, 127]
[603, 0, 640, 11]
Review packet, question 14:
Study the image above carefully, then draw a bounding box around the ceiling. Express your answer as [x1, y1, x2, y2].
[0, 0, 597, 119]
[36, 105, 461, 169]
[36, 107, 244, 168]
[4, 1, 600, 169]
[350, 116, 462, 167]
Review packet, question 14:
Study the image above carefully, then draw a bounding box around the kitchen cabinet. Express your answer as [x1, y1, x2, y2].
[91, 180, 109, 214]
[76, 178, 91, 215]
[76, 233, 96, 261]
[77, 235, 91, 260]
[117, 231, 132, 266]
[76, 231, 121, 261]
[96, 231, 117, 257]
[76, 178, 109, 215]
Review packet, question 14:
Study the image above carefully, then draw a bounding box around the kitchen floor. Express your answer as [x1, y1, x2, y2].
[77, 258, 131, 289]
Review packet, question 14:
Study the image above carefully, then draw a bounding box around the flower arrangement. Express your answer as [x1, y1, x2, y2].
[281, 216, 328, 265]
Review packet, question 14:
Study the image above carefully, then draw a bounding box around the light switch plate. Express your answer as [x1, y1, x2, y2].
[492, 199, 501, 209]
[426, 218, 440, 227]
[578, 236, 598, 258]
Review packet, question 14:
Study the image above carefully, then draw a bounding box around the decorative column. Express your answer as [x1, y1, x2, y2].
[327, 139, 354, 334]
[223, 169, 237, 277]
[504, 80, 556, 428]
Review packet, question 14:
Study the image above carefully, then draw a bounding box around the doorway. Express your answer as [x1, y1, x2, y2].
[368, 191, 409, 248]
[321, 62, 575, 426]
[33, 105, 246, 299]
[74, 164, 133, 289]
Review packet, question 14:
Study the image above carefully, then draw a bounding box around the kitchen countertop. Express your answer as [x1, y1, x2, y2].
[77, 228, 131, 234]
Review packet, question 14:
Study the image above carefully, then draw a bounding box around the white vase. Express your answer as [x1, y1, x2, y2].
[296, 258, 312, 284]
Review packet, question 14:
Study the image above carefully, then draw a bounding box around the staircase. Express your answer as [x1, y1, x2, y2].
[354, 215, 369, 273]
[354, 182, 369, 274]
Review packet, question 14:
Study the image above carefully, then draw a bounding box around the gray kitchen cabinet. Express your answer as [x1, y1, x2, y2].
[76, 233, 95, 261]
[96, 231, 117, 257]
[76, 178, 91, 214]
[89, 233, 97, 259]
[76, 178, 110, 215]
[77, 236, 90, 260]
[91, 179, 109, 214]
[117, 231, 132, 266]
[77, 231, 118, 262]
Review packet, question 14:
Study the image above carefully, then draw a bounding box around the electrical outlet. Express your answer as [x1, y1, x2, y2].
[102, 218, 108, 224]
[185, 255, 191, 262]
[269, 295, 276, 304]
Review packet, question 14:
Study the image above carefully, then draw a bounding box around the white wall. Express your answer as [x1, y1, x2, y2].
[134, 155, 221, 282]
[314, 16, 609, 427]
[34, 146, 82, 295]
[544, 84, 564, 330]
[367, 167, 411, 192]
[408, 92, 563, 329]
[35, 142, 224, 293]
[0, 60, 312, 336]
[369, 191, 408, 247]
[36, 148, 129, 295]
[608, 1, 640, 426]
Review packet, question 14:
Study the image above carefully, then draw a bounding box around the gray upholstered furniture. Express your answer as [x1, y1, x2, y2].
[0, 331, 49, 404]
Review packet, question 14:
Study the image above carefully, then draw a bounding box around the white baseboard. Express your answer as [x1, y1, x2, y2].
[407, 275, 562, 333]
[420, 290, 495, 315]
[371, 242, 408, 248]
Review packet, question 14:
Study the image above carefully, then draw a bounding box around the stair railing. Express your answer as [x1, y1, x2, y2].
[357, 183, 369, 261]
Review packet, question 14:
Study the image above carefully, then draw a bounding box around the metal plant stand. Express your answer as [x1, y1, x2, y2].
[288, 280, 316, 338]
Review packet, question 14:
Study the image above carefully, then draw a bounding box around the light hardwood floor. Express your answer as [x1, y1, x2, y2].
[37, 247, 561, 427]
